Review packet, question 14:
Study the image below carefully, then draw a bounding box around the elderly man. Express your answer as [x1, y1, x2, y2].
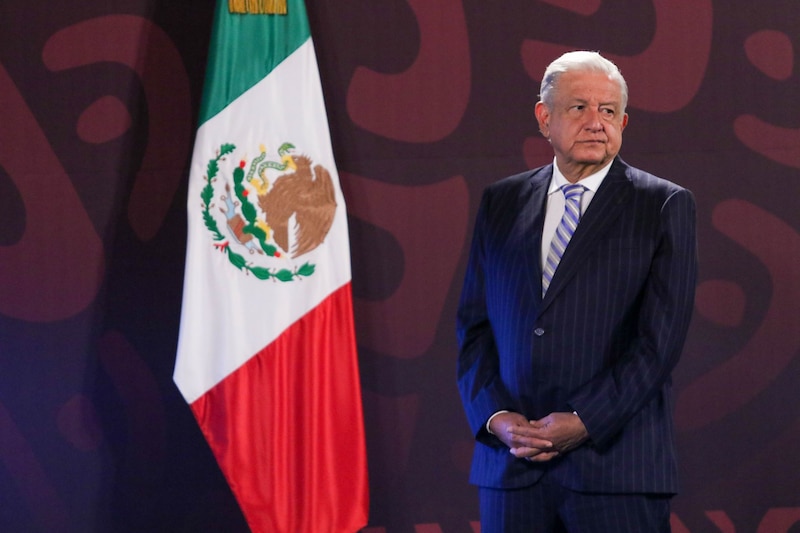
[457, 50, 697, 532]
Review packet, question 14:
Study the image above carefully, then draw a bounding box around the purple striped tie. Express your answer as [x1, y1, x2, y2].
[542, 184, 585, 296]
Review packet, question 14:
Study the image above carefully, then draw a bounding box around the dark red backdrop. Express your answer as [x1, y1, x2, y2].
[1, 1, 798, 531]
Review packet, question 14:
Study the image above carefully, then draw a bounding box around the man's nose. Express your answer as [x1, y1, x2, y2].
[584, 107, 603, 130]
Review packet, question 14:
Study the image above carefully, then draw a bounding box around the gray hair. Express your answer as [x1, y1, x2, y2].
[539, 51, 628, 113]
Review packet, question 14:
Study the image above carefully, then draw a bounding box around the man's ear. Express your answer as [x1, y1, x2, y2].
[534, 101, 550, 138]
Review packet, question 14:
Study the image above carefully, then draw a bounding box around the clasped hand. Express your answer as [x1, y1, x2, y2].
[489, 411, 589, 462]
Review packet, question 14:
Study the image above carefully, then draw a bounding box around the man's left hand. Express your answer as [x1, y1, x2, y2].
[530, 412, 589, 454]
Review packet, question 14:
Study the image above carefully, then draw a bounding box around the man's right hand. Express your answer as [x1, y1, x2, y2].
[488, 412, 559, 462]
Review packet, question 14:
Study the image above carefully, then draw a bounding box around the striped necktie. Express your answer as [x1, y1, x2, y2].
[542, 184, 585, 296]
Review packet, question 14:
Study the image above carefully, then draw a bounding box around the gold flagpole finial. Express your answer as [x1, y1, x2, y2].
[229, 0, 287, 15]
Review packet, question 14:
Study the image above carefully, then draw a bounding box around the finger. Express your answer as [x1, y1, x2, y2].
[509, 446, 537, 458]
[508, 445, 555, 458]
[507, 425, 551, 439]
[530, 439, 554, 450]
[510, 436, 553, 449]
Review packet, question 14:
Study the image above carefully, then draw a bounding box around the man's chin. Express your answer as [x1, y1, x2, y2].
[574, 154, 611, 166]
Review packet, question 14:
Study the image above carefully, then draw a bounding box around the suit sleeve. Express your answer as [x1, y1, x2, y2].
[456, 189, 515, 445]
[568, 187, 698, 448]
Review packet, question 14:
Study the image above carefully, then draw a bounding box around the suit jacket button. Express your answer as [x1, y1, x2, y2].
[534, 328, 545, 337]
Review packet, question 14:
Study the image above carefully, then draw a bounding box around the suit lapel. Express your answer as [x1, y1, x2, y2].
[520, 167, 552, 301]
[540, 158, 633, 311]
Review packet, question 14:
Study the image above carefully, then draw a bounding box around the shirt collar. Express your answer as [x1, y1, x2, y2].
[548, 158, 613, 194]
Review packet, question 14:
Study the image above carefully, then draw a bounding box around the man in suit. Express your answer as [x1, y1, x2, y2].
[456, 51, 697, 532]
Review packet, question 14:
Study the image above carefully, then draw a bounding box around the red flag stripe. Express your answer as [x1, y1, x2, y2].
[191, 283, 368, 532]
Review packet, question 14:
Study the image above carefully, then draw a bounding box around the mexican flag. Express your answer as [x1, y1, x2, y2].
[173, 1, 369, 531]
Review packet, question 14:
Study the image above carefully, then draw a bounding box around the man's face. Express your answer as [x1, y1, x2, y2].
[535, 70, 628, 182]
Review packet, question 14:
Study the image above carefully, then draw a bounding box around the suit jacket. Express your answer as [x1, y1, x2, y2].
[456, 157, 697, 494]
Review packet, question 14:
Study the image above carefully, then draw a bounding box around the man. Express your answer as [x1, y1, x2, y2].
[456, 51, 697, 532]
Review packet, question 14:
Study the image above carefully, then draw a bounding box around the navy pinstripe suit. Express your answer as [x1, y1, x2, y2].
[457, 157, 697, 514]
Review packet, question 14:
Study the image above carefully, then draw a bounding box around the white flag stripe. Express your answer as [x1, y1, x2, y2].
[174, 40, 352, 404]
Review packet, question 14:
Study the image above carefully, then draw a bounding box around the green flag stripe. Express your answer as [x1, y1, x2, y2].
[198, 0, 311, 125]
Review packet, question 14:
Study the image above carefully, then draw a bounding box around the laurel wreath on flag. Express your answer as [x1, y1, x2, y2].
[201, 143, 316, 281]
